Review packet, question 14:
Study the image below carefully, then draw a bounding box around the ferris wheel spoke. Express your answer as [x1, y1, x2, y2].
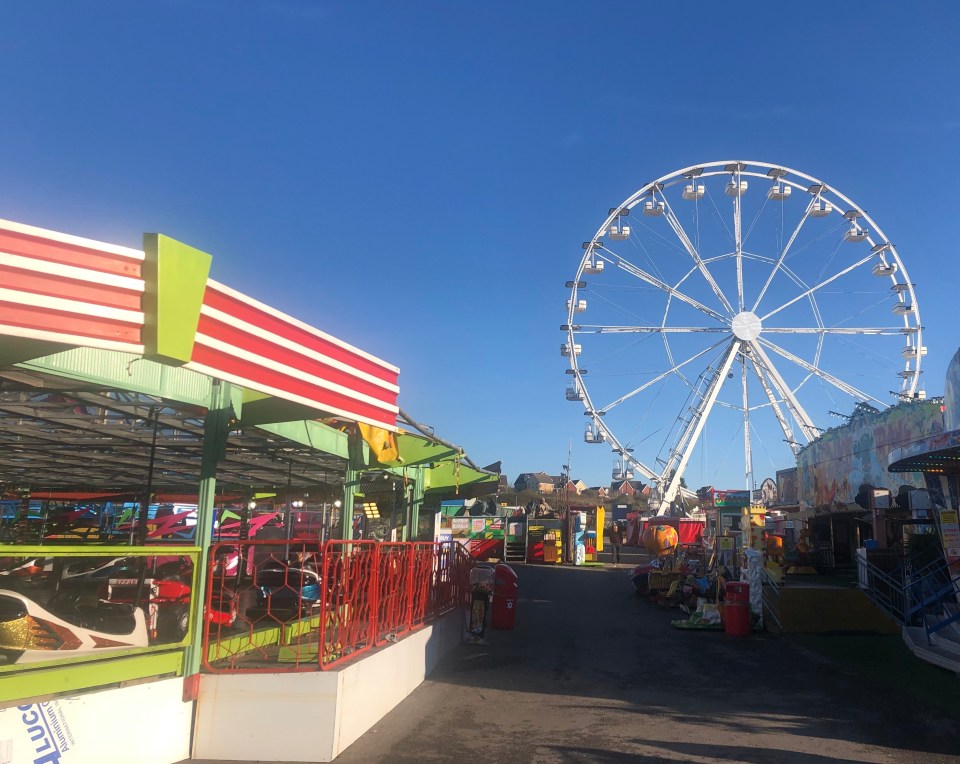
[760, 252, 877, 322]
[733, 167, 745, 312]
[751, 197, 814, 313]
[657, 339, 742, 513]
[756, 337, 886, 406]
[749, 354, 800, 455]
[747, 341, 820, 443]
[657, 192, 735, 316]
[598, 336, 732, 414]
[601, 247, 730, 324]
[574, 325, 731, 334]
[762, 326, 904, 335]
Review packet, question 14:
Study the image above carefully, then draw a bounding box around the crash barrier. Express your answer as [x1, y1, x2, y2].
[202, 539, 473, 672]
[0, 545, 201, 701]
[373, 541, 463, 645]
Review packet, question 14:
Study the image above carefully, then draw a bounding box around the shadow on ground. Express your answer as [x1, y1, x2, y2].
[333, 562, 960, 764]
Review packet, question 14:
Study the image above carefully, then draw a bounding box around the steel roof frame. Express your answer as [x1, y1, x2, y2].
[0, 365, 348, 496]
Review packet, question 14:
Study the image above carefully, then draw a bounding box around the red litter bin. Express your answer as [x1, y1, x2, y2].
[491, 564, 518, 630]
[724, 581, 750, 636]
[725, 581, 749, 603]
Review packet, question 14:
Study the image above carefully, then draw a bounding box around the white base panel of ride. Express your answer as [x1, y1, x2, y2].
[192, 608, 464, 762]
[0, 676, 192, 764]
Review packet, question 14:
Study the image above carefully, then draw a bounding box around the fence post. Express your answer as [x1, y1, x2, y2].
[186, 379, 233, 676]
[339, 429, 364, 540]
[406, 467, 425, 541]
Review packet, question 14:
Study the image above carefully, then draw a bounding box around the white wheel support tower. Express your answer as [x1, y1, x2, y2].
[565, 161, 923, 514]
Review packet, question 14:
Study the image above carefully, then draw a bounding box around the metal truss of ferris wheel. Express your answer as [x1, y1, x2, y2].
[563, 160, 924, 514]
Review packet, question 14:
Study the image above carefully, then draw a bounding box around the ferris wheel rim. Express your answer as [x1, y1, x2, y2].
[566, 160, 923, 506]
[574, 160, 921, 345]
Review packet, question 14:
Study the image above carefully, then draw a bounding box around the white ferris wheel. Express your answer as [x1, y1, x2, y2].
[564, 160, 924, 514]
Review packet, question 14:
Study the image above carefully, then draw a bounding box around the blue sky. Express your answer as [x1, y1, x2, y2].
[2, 2, 958, 492]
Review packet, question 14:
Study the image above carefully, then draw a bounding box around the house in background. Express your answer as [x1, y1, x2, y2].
[554, 477, 587, 496]
[612, 480, 649, 498]
[514, 472, 555, 493]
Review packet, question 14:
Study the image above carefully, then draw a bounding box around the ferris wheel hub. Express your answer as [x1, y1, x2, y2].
[731, 311, 762, 341]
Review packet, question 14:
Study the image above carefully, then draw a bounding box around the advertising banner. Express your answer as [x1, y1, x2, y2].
[940, 509, 960, 564]
[0, 679, 191, 764]
[714, 490, 750, 507]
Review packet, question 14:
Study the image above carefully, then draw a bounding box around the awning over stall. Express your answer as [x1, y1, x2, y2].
[888, 429, 960, 474]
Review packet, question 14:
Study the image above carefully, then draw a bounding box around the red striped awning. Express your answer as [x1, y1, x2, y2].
[0, 219, 399, 429]
[0, 218, 145, 352]
[189, 281, 398, 429]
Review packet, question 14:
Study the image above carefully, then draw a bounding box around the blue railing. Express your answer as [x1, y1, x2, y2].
[903, 557, 960, 644]
[860, 549, 960, 645]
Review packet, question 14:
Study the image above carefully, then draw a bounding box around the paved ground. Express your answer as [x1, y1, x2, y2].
[191, 554, 960, 763]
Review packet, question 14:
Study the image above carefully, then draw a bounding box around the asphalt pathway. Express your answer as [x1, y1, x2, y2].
[331, 561, 960, 764]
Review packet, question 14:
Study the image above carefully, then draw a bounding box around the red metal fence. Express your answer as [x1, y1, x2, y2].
[203, 539, 472, 673]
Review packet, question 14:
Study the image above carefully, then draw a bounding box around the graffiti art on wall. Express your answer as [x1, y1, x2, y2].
[777, 468, 798, 504]
[797, 401, 943, 510]
[753, 477, 777, 507]
[945, 347, 960, 432]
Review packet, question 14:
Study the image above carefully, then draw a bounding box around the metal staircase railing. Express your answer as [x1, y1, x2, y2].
[759, 566, 783, 633]
[858, 555, 908, 624]
[903, 556, 960, 644]
[860, 549, 960, 645]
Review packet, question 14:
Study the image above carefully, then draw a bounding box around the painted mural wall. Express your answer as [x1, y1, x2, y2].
[797, 400, 943, 510]
[945, 347, 960, 432]
[776, 468, 798, 504]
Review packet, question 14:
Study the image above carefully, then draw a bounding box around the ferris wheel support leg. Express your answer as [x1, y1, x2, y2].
[741, 356, 753, 495]
[657, 340, 742, 515]
[749, 341, 820, 443]
[750, 355, 800, 456]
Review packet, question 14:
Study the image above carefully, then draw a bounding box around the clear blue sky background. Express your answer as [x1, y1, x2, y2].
[1, 2, 957, 491]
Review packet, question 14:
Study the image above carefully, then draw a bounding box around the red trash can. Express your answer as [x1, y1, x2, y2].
[724, 602, 750, 636]
[491, 564, 518, 630]
[724, 582, 751, 636]
[725, 581, 749, 603]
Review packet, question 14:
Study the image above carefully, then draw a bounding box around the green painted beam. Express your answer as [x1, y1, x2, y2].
[0, 337, 71, 366]
[0, 544, 200, 557]
[382, 432, 460, 467]
[254, 419, 349, 460]
[18, 347, 213, 407]
[3, 649, 185, 703]
[283, 614, 321, 642]
[206, 625, 282, 662]
[278, 644, 318, 663]
[142, 233, 213, 365]
[242, 397, 337, 427]
[203, 611, 321, 665]
[408, 466, 425, 541]
[186, 380, 230, 676]
[425, 461, 499, 492]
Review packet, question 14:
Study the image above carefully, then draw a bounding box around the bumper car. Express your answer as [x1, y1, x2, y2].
[0, 588, 147, 665]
